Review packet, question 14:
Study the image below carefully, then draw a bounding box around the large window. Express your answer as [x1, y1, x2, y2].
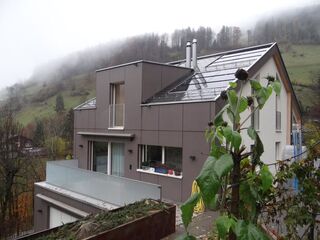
[139, 145, 182, 177]
[91, 141, 124, 177]
[109, 83, 125, 128]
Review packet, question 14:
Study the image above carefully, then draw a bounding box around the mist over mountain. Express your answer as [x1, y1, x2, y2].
[2, 3, 320, 123]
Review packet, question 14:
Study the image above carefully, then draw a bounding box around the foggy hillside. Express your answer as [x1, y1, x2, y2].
[3, 3, 320, 125]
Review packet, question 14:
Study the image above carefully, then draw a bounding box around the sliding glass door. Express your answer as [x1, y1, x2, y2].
[111, 143, 124, 177]
[91, 141, 124, 177]
[93, 142, 108, 173]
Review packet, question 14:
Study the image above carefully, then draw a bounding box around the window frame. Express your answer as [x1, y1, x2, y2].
[275, 73, 281, 132]
[109, 82, 125, 129]
[89, 141, 125, 177]
[138, 144, 183, 178]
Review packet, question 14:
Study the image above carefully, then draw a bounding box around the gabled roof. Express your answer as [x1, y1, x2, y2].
[143, 43, 274, 105]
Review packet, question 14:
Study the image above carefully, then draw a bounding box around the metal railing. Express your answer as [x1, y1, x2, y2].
[45, 160, 161, 206]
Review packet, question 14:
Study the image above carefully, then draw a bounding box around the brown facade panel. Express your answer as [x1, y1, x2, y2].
[139, 172, 159, 185]
[96, 70, 109, 110]
[141, 130, 159, 146]
[182, 103, 211, 131]
[124, 131, 141, 180]
[87, 109, 96, 129]
[141, 106, 159, 131]
[124, 65, 142, 130]
[158, 131, 182, 147]
[159, 104, 183, 131]
[95, 109, 108, 129]
[141, 62, 191, 103]
[181, 131, 210, 201]
[141, 63, 162, 102]
[158, 177, 182, 202]
[160, 65, 192, 89]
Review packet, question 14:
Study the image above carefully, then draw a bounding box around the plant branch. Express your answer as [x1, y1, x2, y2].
[238, 105, 259, 130]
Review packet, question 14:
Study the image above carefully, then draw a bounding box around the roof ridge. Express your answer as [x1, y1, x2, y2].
[168, 42, 275, 65]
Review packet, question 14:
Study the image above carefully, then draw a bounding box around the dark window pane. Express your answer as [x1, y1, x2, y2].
[146, 145, 162, 167]
[165, 147, 182, 171]
[93, 142, 108, 173]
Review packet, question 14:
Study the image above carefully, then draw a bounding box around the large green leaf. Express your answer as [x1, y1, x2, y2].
[229, 82, 237, 88]
[210, 144, 226, 159]
[180, 193, 200, 229]
[227, 107, 235, 123]
[250, 80, 262, 91]
[215, 153, 234, 179]
[214, 104, 228, 127]
[216, 215, 236, 239]
[227, 90, 238, 112]
[196, 157, 220, 207]
[247, 127, 264, 165]
[239, 97, 248, 113]
[223, 127, 242, 151]
[256, 86, 272, 109]
[231, 131, 242, 151]
[260, 165, 273, 192]
[270, 80, 281, 96]
[208, 193, 219, 210]
[233, 220, 269, 240]
[223, 126, 233, 143]
[240, 181, 257, 219]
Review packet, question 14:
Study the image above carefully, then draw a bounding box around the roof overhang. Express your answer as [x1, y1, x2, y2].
[77, 131, 135, 141]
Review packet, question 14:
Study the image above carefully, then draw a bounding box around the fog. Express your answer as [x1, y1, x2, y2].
[0, 0, 317, 91]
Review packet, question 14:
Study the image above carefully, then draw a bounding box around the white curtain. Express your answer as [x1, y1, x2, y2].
[111, 143, 124, 176]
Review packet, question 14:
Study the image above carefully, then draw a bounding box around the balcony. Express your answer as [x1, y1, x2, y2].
[38, 160, 161, 207]
[109, 104, 125, 129]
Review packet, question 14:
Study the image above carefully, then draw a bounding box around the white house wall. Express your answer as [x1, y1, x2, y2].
[224, 57, 288, 173]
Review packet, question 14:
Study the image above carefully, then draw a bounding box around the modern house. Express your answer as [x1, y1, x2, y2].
[33, 41, 302, 232]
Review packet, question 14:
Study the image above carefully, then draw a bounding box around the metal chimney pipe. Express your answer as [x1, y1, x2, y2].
[192, 39, 197, 69]
[186, 41, 191, 68]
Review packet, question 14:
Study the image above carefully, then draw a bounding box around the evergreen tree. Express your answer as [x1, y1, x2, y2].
[33, 119, 45, 147]
[55, 93, 65, 113]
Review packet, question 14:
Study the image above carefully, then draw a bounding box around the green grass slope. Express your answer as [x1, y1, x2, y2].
[280, 44, 320, 110]
[15, 73, 95, 126]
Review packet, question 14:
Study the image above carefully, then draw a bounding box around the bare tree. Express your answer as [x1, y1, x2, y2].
[0, 105, 42, 238]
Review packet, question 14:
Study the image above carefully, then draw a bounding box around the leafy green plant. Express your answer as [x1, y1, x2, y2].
[269, 124, 320, 239]
[179, 69, 281, 239]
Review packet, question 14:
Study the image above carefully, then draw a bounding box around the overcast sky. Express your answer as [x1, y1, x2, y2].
[0, 0, 317, 91]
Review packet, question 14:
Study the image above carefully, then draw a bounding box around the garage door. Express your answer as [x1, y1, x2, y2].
[49, 207, 78, 228]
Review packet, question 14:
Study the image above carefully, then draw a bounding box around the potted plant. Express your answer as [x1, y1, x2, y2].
[174, 168, 182, 176]
[155, 164, 168, 174]
[141, 161, 150, 170]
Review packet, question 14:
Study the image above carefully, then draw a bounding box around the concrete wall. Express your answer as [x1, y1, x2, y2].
[34, 185, 102, 232]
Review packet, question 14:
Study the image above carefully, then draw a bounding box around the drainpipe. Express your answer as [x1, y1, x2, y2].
[186, 41, 191, 68]
[192, 39, 197, 69]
